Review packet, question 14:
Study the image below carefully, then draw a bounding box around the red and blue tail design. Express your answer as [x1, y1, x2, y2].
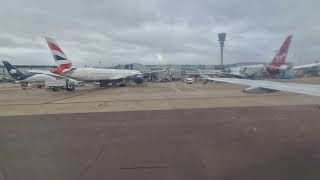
[45, 37, 72, 74]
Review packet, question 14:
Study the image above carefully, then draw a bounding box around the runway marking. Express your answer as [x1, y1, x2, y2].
[183, 84, 202, 93]
[77, 143, 106, 178]
[0, 87, 25, 91]
[44, 87, 106, 104]
[0, 94, 304, 106]
[168, 83, 183, 93]
[120, 166, 168, 170]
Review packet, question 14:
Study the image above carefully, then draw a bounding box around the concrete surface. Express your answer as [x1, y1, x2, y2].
[1, 79, 320, 116]
[1, 105, 320, 180]
[1, 78, 320, 179]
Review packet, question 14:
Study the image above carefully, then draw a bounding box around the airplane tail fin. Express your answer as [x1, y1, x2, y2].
[270, 35, 293, 67]
[45, 37, 72, 74]
[2, 61, 28, 80]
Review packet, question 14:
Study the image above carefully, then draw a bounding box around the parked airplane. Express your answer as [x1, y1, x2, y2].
[31, 37, 143, 87]
[293, 62, 320, 70]
[2, 60, 56, 87]
[2, 61, 82, 90]
[292, 62, 320, 77]
[226, 35, 293, 79]
[202, 75, 320, 96]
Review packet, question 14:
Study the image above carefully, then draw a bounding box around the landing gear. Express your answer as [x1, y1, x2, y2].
[99, 79, 128, 87]
[37, 85, 44, 89]
[21, 82, 29, 89]
[21, 82, 28, 87]
[118, 78, 128, 87]
[51, 87, 58, 91]
[99, 81, 109, 87]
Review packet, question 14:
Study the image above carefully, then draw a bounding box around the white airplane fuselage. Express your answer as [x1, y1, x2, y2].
[23, 74, 56, 82]
[60, 68, 141, 82]
[228, 64, 265, 78]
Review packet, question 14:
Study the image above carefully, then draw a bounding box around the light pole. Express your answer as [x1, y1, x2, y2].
[218, 33, 227, 69]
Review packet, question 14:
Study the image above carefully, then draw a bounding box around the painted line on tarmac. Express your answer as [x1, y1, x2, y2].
[0, 93, 310, 107]
[0, 87, 24, 91]
[169, 84, 183, 93]
[183, 84, 202, 93]
[42, 94, 304, 105]
[44, 87, 107, 104]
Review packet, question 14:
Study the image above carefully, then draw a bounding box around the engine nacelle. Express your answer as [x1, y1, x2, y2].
[134, 75, 144, 84]
[279, 65, 289, 71]
[294, 70, 304, 77]
[243, 86, 278, 94]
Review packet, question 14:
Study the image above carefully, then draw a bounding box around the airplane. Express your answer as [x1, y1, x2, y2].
[202, 75, 320, 96]
[2, 60, 56, 88]
[293, 62, 320, 70]
[226, 35, 293, 79]
[30, 37, 144, 87]
[291, 61, 320, 77]
[2, 61, 82, 90]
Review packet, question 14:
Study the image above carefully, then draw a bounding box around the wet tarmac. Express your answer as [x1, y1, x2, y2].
[1, 105, 320, 180]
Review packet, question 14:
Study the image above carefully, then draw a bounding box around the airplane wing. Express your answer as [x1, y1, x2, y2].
[292, 63, 320, 70]
[28, 70, 66, 79]
[202, 75, 320, 96]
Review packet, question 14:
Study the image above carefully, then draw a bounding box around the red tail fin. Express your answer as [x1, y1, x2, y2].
[270, 35, 293, 67]
[45, 37, 73, 74]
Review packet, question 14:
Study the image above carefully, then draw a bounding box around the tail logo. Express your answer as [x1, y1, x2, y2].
[9, 69, 18, 74]
[274, 52, 287, 64]
[270, 35, 293, 67]
[45, 37, 73, 74]
[47, 41, 67, 61]
[47, 41, 64, 54]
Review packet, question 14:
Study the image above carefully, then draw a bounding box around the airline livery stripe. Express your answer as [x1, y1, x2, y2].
[53, 55, 66, 61]
[50, 50, 68, 59]
[47, 41, 64, 55]
[53, 59, 71, 65]
[53, 63, 72, 74]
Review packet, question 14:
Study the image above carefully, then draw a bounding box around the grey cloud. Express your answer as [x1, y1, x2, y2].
[0, 0, 319, 66]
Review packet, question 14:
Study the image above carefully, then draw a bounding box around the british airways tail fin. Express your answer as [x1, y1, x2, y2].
[2, 61, 29, 80]
[45, 37, 73, 74]
[270, 35, 293, 67]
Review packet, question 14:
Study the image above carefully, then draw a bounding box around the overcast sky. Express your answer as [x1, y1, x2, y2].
[0, 0, 319, 67]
